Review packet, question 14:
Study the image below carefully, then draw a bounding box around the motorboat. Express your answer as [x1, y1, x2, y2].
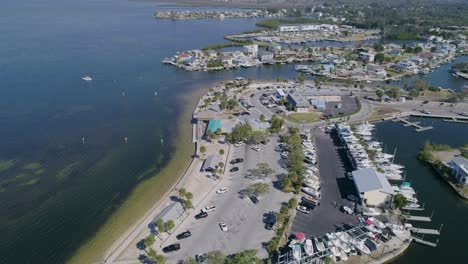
[313, 237, 326, 252]
[291, 244, 301, 261]
[356, 242, 371, 254]
[340, 251, 348, 261]
[82, 75, 93, 81]
[329, 246, 341, 259]
[304, 239, 314, 256]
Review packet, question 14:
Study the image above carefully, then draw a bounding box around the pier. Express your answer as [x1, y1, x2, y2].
[394, 117, 433, 132]
[406, 215, 432, 222]
[410, 227, 441, 235]
[412, 236, 439, 247]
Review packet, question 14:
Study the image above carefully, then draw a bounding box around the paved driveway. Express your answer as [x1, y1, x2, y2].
[291, 131, 358, 237]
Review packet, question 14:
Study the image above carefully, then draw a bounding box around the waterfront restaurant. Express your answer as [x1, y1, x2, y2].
[352, 168, 395, 207]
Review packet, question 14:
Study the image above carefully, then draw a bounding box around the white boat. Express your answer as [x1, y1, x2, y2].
[81, 75, 93, 81]
[405, 203, 420, 208]
[292, 244, 301, 261]
[356, 242, 371, 254]
[313, 237, 325, 252]
[329, 246, 341, 258]
[304, 239, 314, 256]
[340, 251, 348, 261]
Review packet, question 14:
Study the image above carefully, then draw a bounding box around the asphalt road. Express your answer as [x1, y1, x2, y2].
[291, 131, 358, 237]
[162, 136, 292, 262]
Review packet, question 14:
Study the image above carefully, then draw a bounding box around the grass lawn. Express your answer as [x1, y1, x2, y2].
[67, 89, 204, 264]
[286, 112, 321, 124]
[367, 107, 401, 121]
[420, 89, 451, 98]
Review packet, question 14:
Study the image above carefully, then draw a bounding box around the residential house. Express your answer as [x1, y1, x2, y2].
[359, 52, 375, 63]
[366, 64, 387, 78]
[243, 44, 258, 57]
[258, 51, 274, 62]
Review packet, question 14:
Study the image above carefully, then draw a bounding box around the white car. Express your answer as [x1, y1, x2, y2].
[219, 222, 228, 232]
[202, 205, 216, 213]
[216, 188, 228, 194]
[296, 206, 311, 214]
[252, 146, 260, 152]
[342, 206, 354, 215]
[234, 141, 244, 147]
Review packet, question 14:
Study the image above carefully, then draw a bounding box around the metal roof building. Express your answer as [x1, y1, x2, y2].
[352, 168, 395, 207]
[201, 154, 221, 172]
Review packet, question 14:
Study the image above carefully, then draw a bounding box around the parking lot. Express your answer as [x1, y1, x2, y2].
[162, 135, 292, 262]
[291, 131, 358, 237]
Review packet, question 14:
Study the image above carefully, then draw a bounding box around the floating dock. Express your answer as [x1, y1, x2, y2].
[412, 237, 438, 247]
[394, 117, 433, 132]
[402, 206, 425, 211]
[410, 227, 440, 235]
[407, 215, 432, 222]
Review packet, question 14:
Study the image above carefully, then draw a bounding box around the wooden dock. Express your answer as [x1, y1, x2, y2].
[402, 206, 425, 211]
[395, 117, 433, 132]
[412, 237, 438, 247]
[410, 227, 440, 235]
[407, 215, 432, 222]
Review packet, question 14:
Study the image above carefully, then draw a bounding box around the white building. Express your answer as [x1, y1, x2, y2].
[395, 60, 418, 73]
[279, 25, 301, 32]
[449, 157, 468, 185]
[243, 44, 258, 57]
[352, 168, 395, 207]
[366, 64, 387, 78]
[359, 52, 375, 63]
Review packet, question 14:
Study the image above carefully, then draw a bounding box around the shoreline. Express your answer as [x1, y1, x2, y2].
[67, 86, 207, 264]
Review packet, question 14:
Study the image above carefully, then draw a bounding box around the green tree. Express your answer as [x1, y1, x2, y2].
[144, 235, 155, 248]
[412, 79, 428, 91]
[267, 238, 279, 254]
[155, 255, 166, 264]
[206, 250, 226, 264]
[155, 218, 165, 234]
[165, 220, 175, 234]
[393, 193, 408, 209]
[178, 188, 187, 199]
[227, 249, 259, 264]
[270, 115, 284, 133]
[373, 43, 384, 52]
[251, 163, 274, 179]
[297, 73, 306, 83]
[259, 114, 265, 122]
[185, 257, 197, 264]
[408, 89, 420, 98]
[374, 53, 385, 64]
[385, 86, 401, 99]
[288, 197, 298, 209]
[215, 128, 222, 135]
[219, 149, 225, 156]
[183, 199, 193, 210]
[186, 192, 193, 200]
[147, 248, 158, 261]
[376, 89, 384, 98]
[228, 123, 253, 143]
[245, 182, 270, 197]
[200, 145, 207, 157]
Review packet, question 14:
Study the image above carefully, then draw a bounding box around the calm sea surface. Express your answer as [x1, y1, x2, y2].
[0, 0, 466, 263]
[374, 119, 468, 263]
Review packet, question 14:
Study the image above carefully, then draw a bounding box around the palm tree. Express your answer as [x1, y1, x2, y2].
[143, 235, 155, 250]
[178, 188, 187, 199]
[165, 220, 175, 234]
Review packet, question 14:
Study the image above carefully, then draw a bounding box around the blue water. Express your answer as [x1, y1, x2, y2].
[0, 1, 465, 263]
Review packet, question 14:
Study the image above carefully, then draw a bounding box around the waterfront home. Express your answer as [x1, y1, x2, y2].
[449, 157, 468, 185]
[206, 50, 217, 57]
[352, 168, 395, 207]
[258, 50, 274, 62]
[359, 52, 375, 63]
[366, 64, 387, 78]
[243, 44, 258, 57]
[394, 60, 418, 74]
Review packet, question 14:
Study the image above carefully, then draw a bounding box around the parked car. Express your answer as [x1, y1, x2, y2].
[162, 243, 180, 253]
[265, 222, 274, 230]
[202, 205, 216, 213]
[176, 231, 191, 240]
[229, 167, 239, 172]
[229, 158, 244, 164]
[347, 194, 359, 202]
[252, 146, 260, 152]
[195, 254, 206, 263]
[216, 188, 228, 194]
[234, 141, 244, 147]
[296, 205, 311, 214]
[219, 222, 228, 232]
[341, 205, 354, 215]
[250, 195, 261, 204]
[194, 211, 208, 219]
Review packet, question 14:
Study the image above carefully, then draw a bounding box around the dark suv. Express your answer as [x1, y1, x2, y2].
[162, 243, 180, 253]
[194, 211, 208, 219]
[176, 231, 191, 240]
[230, 158, 244, 164]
